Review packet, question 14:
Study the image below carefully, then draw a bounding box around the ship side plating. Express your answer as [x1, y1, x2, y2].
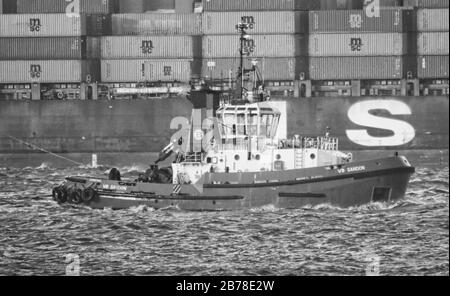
[0, 0, 448, 166]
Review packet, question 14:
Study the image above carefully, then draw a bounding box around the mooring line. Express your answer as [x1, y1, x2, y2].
[4, 134, 84, 166]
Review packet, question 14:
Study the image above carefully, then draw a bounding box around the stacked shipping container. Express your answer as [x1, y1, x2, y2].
[309, 9, 413, 33]
[202, 0, 319, 11]
[101, 59, 196, 82]
[0, 0, 114, 84]
[404, 0, 449, 8]
[308, 8, 414, 80]
[111, 13, 202, 35]
[0, 0, 16, 14]
[0, 37, 100, 60]
[102, 12, 202, 83]
[201, 4, 310, 81]
[0, 60, 100, 83]
[101, 36, 201, 59]
[0, 14, 104, 83]
[0, 0, 448, 91]
[16, 0, 116, 14]
[416, 8, 449, 78]
[116, 0, 177, 13]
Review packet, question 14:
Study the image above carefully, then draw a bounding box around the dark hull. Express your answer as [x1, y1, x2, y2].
[59, 156, 415, 211]
[0, 96, 448, 156]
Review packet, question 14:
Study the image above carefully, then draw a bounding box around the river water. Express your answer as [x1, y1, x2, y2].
[0, 163, 448, 276]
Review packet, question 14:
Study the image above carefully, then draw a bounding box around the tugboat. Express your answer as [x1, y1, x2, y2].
[52, 22, 415, 211]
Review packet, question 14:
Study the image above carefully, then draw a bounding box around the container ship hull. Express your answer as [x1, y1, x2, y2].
[0, 95, 448, 167]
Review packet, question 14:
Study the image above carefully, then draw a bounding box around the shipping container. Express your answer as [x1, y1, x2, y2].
[175, 0, 195, 13]
[202, 57, 308, 80]
[322, 0, 362, 10]
[309, 56, 408, 80]
[202, 11, 308, 34]
[404, 0, 449, 8]
[112, 13, 202, 35]
[0, 37, 100, 60]
[0, 0, 17, 14]
[0, 60, 100, 83]
[417, 8, 449, 31]
[203, 35, 307, 58]
[309, 9, 413, 33]
[118, 0, 145, 13]
[309, 33, 407, 56]
[100, 59, 201, 82]
[0, 14, 110, 37]
[366, 0, 403, 7]
[101, 36, 201, 59]
[417, 55, 449, 78]
[417, 32, 449, 55]
[16, 0, 115, 14]
[0, 14, 86, 37]
[86, 14, 112, 36]
[202, 0, 320, 11]
[146, 0, 175, 11]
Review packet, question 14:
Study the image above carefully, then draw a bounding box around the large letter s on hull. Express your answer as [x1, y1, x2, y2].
[346, 100, 416, 147]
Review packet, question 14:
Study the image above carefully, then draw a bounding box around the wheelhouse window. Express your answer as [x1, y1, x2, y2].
[260, 114, 273, 137]
[248, 113, 258, 136]
[223, 113, 235, 136]
[236, 114, 246, 136]
[216, 105, 281, 140]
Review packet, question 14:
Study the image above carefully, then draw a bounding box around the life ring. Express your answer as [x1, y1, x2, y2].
[82, 188, 97, 202]
[70, 189, 83, 204]
[57, 91, 64, 99]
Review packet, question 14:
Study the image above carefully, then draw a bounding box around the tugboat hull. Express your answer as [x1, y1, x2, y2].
[55, 156, 415, 211]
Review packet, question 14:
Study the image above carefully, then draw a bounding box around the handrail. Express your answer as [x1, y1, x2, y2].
[279, 136, 339, 151]
[215, 136, 339, 152]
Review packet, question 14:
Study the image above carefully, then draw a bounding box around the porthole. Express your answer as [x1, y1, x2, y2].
[255, 154, 261, 160]
[310, 153, 316, 160]
[276, 154, 281, 160]
[235, 155, 240, 161]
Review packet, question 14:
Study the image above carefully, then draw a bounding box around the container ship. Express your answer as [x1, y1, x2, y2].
[0, 0, 448, 168]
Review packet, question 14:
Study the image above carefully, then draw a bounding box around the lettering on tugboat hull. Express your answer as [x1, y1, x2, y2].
[102, 184, 127, 191]
[337, 166, 366, 174]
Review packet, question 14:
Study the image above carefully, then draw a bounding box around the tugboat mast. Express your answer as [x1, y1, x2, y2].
[236, 22, 251, 101]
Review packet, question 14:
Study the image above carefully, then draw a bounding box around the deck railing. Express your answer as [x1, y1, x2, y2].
[215, 136, 339, 152]
[184, 152, 203, 163]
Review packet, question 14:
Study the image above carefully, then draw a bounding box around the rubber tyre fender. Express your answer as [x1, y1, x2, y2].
[82, 188, 97, 203]
[70, 189, 83, 204]
[56, 187, 68, 204]
[52, 187, 60, 201]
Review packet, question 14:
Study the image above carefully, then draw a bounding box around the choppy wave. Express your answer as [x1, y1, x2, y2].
[0, 165, 448, 276]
